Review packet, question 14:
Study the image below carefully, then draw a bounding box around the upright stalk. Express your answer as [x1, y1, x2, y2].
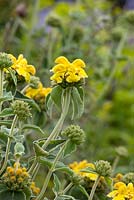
[88, 175, 100, 200]
[29, 88, 71, 176]
[0, 69, 4, 111]
[0, 115, 18, 175]
[36, 141, 67, 200]
[62, 182, 73, 195]
[112, 155, 120, 175]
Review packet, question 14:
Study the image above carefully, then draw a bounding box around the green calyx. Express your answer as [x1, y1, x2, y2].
[61, 125, 85, 145]
[0, 52, 13, 69]
[94, 160, 112, 177]
[11, 100, 32, 120]
[123, 173, 134, 184]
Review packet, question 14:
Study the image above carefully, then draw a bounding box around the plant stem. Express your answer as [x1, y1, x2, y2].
[112, 155, 120, 175]
[62, 182, 73, 195]
[29, 88, 71, 177]
[0, 115, 18, 175]
[0, 69, 4, 112]
[36, 141, 67, 200]
[42, 87, 71, 149]
[88, 175, 100, 200]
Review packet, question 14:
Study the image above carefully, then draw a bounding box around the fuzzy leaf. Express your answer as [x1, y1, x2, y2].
[53, 174, 61, 195]
[0, 108, 14, 118]
[71, 87, 84, 119]
[22, 124, 45, 135]
[63, 141, 76, 158]
[51, 85, 63, 110]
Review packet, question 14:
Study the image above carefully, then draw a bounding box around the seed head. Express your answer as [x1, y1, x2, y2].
[61, 125, 85, 145]
[94, 160, 112, 177]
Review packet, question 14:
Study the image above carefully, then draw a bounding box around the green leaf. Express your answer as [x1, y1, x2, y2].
[36, 138, 65, 151]
[51, 85, 63, 110]
[80, 167, 97, 174]
[23, 187, 31, 200]
[54, 166, 74, 176]
[0, 108, 14, 118]
[0, 91, 13, 103]
[0, 190, 26, 200]
[8, 68, 17, 86]
[71, 87, 84, 119]
[46, 93, 54, 117]
[77, 87, 84, 101]
[22, 124, 45, 135]
[56, 195, 76, 200]
[0, 120, 12, 126]
[33, 142, 49, 157]
[77, 185, 89, 198]
[14, 142, 25, 156]
[53, 174, 61, 195]
[0, 184, 8, 192]
[63, 141, 76, 158]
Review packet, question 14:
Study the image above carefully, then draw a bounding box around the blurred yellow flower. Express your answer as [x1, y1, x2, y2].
[25, 82, 52, 101]
[69, 160, 97, 181]
[50, 56, 88, 84]
[9, 54, 36, 82]
[107, 182, 134, 200]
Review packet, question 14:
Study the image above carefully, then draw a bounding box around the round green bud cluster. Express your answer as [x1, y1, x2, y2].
[0, 52, 13, 69]
[94, 160, 112, 177]
[70, 173, 83, 185]
[115, 146, 128, 157]
[61, 125, 85, 145]
[111, 27, 124, 41]
[124, 11, 134, 25]
[30, 76, 40, 89]
[46, 14, 62, 28]
[11, 100, 32, 120]
[123, 173, 134, 184]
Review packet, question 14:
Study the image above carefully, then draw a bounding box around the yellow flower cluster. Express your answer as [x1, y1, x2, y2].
[107, 182, 134, 200]
[25, 82, 52, 104]
[30, 181, 40, 195]
[2, 162, 40, 195]
[69, 160, 97, 181]
[2, 162, 30, 190]
[50, 56, 88, 84]
[9, 54, 36, 82]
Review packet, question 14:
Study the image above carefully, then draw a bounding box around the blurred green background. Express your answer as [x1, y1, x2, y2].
[1, 0, 134, 189]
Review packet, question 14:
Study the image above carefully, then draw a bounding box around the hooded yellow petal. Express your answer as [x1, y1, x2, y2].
[55, 56, 70, 65]
[72, 59, 86, 68]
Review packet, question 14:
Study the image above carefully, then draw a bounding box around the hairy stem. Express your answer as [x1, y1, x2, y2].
[88, 175, 100, 200]
[0, 115, 18, 175]
[29, 88, 71, 177]
[36, 142, 67, 200]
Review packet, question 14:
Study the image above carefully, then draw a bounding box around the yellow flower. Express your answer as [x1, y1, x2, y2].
[25, 82, 51, 99]
[69, 160, 97, 181]
[9, 54, 36, 82]
[107, 182, 134, 200]
[50, 56, 88, 84]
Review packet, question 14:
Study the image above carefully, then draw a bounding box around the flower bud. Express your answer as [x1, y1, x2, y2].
[115, 146, 128, 157]
[94, 160, 112, 177]
[123, 173, 134, 184]
[46, 14, 62, 28]
[29, 76, 40, 89]
[0, 52, 13, 69]
[70, 173, 83, 185]
[61, 125, 85, 145]
[11, 100, 32, 120]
